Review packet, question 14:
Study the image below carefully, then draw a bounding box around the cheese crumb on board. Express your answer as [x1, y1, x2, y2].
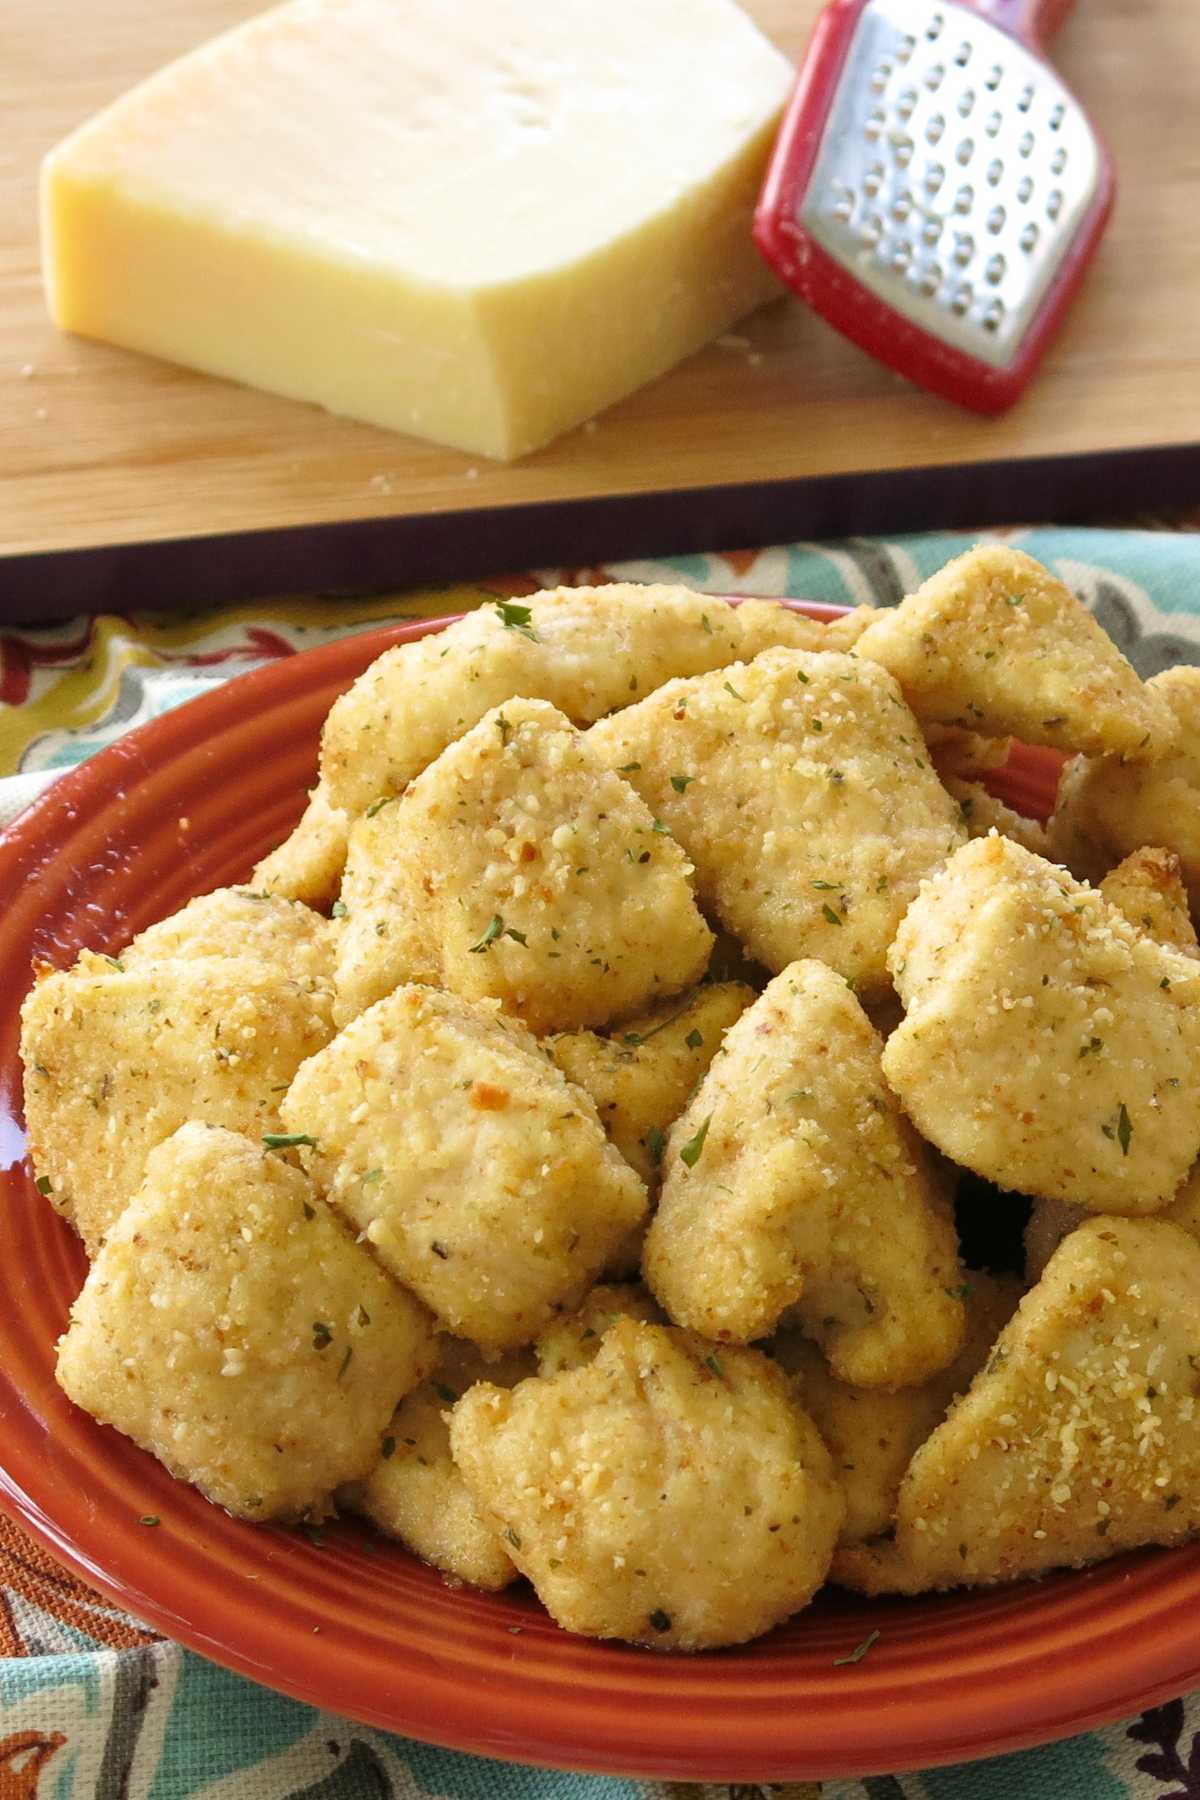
[41, 0, 791, 459]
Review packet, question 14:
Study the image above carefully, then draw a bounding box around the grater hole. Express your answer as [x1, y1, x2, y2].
[1018, 130, 1035, 159]
[957, 88, 976, 118]
[953, 41, 972, 67]
[926, 112, 946, 144]
[924, 62, 946, 93]
[862, 212, 884, 247]
[955, 136, 975, 166]
[986, 158, 1004, 187]
[891, 191, 914, 223]
[865, 107, 886, 141]
[922, 217, 942, 246]
[953, 232, 975, 268]
[898, 33, 917, 62]
[1020, 221, 1039, 253]
[832, 188, 855, 225]
[987, 204, 1006, 234]
[870, 68, 889, 95]
[984, 63, 1003, 91]
[1050, 146, 1068, 175]
[985, 252, 1006, 284]
[954, 183, 974, 215]
[982, 298, 1005, 332]
[897, 86, 919, 121]
[985, 110, 1002, 137]
[1017, 82, 1035, 113]
[863, 161, 885, 198]
[950, 281, 973, 316]
[918, 263, 942, 295]
[924, 160, 946, 195]
[893, 133, 915, 167]
[890, 238, 913, 273]
[1017, 174, 1034, 204]
[926, 11, 945, 39]
[1049, 101, 1066, 129]
[1047, 189, 1064, 220]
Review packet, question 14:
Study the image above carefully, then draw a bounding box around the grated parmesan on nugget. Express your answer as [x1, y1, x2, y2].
[534, 1283, 664, 1376]
[588, 648, 965, 995]
[643, 961, 966, 1387]
[56, 1123, 436, 1521]
[281, 985, 647, 1351]
[449, 1319, 843, 1650]
[1050, 665, 1200, 911]
[355, 1335, 535, 1590]
[251, 780, 349, 913]
[942, 777, 1049, 858]
[332, 698, 712, 1035]
[1099, 847, 1200, 957]
[884, 836, 1200, 1213]
[834, 1218, 1200, 1592]
[21, 952, 334, 1253]
[123, 886, 336, 1011]
[855, 545, 1175, 759]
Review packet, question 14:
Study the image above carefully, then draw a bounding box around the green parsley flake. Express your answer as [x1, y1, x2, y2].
[381, 1435, 397, 1460]
[337, 1346, 354, 1381]
[503, 1526, 522, 1549]
[1117, 1102, 1133, 1157]
[101, 955, 125, 972]
[35, 1174, 52, 1196]
[685, 1028, 703, 1049]
[331, 900, 349, 919]
[263, 1132, 318, 1150]
[312, 1322, 333, 1351]
[670, 773, 694, 793]
[821, 903, 843, 927]
[365, 796, 390, 818]
[723, 681, 745, 702]
[494, 601, 539, 641]
[834, 1628, 880, 1666]
[704, 1352, 724, 1379]
[469, 915, 505, 953]
[139, 1515, 160, 1527]
[679, 1115, 712, 1169]
[619, 761, 642, 773]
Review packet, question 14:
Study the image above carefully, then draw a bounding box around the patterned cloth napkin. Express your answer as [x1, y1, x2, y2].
[4, 526, 1200, 1800]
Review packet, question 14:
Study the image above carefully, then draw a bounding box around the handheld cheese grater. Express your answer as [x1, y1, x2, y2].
[753, 0, 1115, 412]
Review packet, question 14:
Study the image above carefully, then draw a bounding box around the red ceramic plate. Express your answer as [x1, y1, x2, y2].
[1, 608, 1199, 1784]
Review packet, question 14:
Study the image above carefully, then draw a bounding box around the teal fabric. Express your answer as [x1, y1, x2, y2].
[4, 527, 1200, 1799]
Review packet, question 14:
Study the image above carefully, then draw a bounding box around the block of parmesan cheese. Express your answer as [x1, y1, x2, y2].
[42, 0, 791, 459]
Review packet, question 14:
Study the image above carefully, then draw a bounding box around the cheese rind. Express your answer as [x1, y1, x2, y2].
[42, 0, 791, 458]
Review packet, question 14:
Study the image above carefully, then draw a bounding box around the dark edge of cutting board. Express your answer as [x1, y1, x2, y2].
[3, 441, 1198, 622]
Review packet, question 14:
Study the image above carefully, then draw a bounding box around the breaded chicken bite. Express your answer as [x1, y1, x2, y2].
[449, 1320, 843, 1650]
[123, 887, 336, 1010]
[733, 601, 874, 659]
[356, 1336, 535, 1590]
[333, 698, 712, 1034]
[924, 724, 1013, 779]
[884, 836, 1200, 1213]
[1099, 848, 1200, 957]
[281, 986, 647, 1351]
[56, 1123, 436, 1521]
[252, 781, 349, 912]
[943, 779, 1049, 857]
[547, 982, 754, 1189]
[535, 1284, 664, 1376]
[855, 546, 1175, 759]
[834, 1219, 1200, 1592]
[320, 585, 747, 817]
[588, 649, 965, 996]
[21, 953, 334, 1253]
[774, 1272, 1021, 1545]
[1049, 667, 1200, 910]
[1025, 1163, 1200, 1282]
[643, 961, 965, 1387]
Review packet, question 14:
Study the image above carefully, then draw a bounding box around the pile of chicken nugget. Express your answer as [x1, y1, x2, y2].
[22, 544, 1200, 1651]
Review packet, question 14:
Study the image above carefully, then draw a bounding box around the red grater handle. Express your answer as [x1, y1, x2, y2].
[968, 0, 1078, 49]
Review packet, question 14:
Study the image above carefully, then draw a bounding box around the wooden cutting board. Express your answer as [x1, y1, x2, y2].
[2, 0, 1198, 614]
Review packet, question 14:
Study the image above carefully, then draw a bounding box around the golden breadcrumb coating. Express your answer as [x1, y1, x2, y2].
[733, 601, 873, 659]
[588, 648, 965, 995]
[21, 952, 334, 1253]
[252, 781, 349, 913]
[449, 1320, 843, 1650]
[333, 698, 712, 1035]
[356, 1335, 535, 1590]
[834, 1219, 1200, 1592]
[281, 985, 647, 1350]
[644, 960, 965, 1386]
[942, 778, 1049, 857]
[885, 836, 1200, 1213]
[123, 886, 336, 1013]
[775, 1272, 1021, 1544]
[56, 1123, 436, 1521]
[924, 724, 1013, 779]
[856, 545, 1175, 758]
[535, 1284, 664, 1376]
[1099, 847, 1200, 957]
[320, 584, 748, 817]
